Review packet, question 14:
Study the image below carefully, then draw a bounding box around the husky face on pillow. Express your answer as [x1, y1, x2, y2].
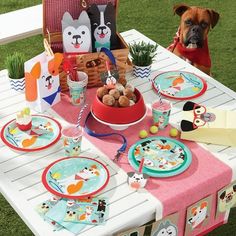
[62, 11, 92, 53]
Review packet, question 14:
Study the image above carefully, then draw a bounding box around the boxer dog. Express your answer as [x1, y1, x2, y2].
[168, 4, 219, 75]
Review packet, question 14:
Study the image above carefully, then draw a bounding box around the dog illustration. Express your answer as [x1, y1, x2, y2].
[168, 4, 219, 75]
[65, 210, 77, 221]
[127, 172, 149, 190]
[188, 201, 208, 229]
[88, 3, 117, 52]
[180, 101, 216, 132]
[79, 206, 94, 222]
[153, 220, 178, 236]
[162, 73, 200, 97]
[57, 165, 100, 195]
[25, 53, 63, 112]
[8, 121, 54, 148]
[36, 195, 60, 214]
[63, 138, 81, 156]
[170, 146, 185, 161]
[62, 11, 92, 53]
[218, 184, 236, 212]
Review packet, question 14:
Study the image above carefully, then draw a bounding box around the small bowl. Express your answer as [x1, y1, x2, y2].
[91, 88, 146, 124]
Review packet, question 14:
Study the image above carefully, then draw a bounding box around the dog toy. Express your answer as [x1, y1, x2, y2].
[139, 130, 148, 139]
[169, 128, 179, 137]
[150, 125, 158, 134]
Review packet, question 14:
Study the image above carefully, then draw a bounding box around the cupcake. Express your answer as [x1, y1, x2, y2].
[16, 107, 32, 131]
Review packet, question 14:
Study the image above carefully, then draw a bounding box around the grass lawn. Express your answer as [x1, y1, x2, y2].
[0, 0, 235, 235]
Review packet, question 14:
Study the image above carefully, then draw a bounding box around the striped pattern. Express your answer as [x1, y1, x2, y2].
[9, 77, 25, 92]
[133, 65, 151, 79]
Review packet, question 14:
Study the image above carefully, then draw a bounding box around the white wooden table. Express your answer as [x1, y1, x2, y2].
[0, 28, 236, 236]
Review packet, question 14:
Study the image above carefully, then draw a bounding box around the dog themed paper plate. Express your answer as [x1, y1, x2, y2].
[152, 71, 207, 100]
[128, 137, 192, 177]
[1, 115, 61, 152]
[42, 157, 110, 199]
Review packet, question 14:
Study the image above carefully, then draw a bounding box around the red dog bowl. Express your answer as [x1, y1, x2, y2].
[92, 89, 146, 124]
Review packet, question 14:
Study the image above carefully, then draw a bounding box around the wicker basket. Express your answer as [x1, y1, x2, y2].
[43, 0, 130, 92]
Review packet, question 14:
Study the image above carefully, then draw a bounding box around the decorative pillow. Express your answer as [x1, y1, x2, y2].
[61, 11, 92, 53]
[87, 3, 118, 52]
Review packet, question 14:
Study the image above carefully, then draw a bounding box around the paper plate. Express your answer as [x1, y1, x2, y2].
[128, 137, 192, 177]
[1, 115, 61, 152]
[152, 71, 207, 100]
[42, 157, 110, 199]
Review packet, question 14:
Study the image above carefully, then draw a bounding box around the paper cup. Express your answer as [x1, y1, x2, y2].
[61, 125, 83, 157]
[152, 99, 172, 129]
[67, 71, 88, 106]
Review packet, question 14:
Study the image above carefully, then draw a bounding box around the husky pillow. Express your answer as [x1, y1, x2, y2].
[87, 3, 118, 52]
[62, 11, 92, 53]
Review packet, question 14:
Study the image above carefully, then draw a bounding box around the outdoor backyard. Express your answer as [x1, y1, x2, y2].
[0, 0, 236, 235]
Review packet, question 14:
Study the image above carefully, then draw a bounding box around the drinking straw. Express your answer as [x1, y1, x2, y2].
[77, 104, 88, 127]
[138, 157, 145, 173]
[157, 84, 163, 105]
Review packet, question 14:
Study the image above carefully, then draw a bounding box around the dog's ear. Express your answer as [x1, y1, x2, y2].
[173, 4, 190, 16]
[87, 4, 100, 19]
[207, 9, 220, 29]
[48, 53, 63, 76]
[62, 12, 74, 27]
[200, 201, 208, 209]
[142, 173, 149, 179]
[180, 120, 196, 132]
[127, 172, 135, 177]
[25, 62, 41, 102]
[220, 191, 226, 200]
[183, 101, 196, 111]
[78, 10, 91, 28]
[191, 207, 197, 215]
[233, 185, 236, 192]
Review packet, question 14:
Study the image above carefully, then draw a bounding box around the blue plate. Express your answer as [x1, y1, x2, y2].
[128, 137, 192, 177]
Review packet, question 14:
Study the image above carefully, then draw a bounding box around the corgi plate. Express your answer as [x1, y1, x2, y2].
[42, 157, 110, 199]
[128, 137, 192, 177]
[152, 71, 207, 100]
[1, 115, 61, 152]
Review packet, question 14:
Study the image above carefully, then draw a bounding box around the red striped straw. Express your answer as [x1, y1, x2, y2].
[157, 84, 163, 105]
[77, 104, 88, 128]
[138, 157, 145, 173]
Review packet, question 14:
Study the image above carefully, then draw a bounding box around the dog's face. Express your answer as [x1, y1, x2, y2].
[65, 210, 77, 221]
[188, 202, 208, 229]
[88, 3, 116, 51]
[219, 184, 236, 212]
[174, 4, 219, 48]
[153, 221, 178, 236]
[181, 101, 216, 132]
[62, 11, 91, 53]
[79, 165, 100, 178]
[127, 172, 148, 189]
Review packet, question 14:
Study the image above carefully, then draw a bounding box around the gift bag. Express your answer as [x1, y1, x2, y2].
[180, 101, 236, 146]
[24, 52, 63, 112]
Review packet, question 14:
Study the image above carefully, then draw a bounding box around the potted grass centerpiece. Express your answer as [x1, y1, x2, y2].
[5, 52, 25, 92]
[129, 41, 158, 79]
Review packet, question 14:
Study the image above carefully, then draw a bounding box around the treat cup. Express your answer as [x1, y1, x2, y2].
[152, 99, 172, 129]
[67, 71, 88, 106]
[61, 125, 83, 157]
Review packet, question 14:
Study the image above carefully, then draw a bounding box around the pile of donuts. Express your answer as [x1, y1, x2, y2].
[96, 78, 137, 107]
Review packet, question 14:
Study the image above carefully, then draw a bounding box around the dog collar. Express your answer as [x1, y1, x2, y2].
[42, 86, 61, 105]
[95, 41, 110, 49]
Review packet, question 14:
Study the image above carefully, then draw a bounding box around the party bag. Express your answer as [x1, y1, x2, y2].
[24, 52, 63, 112]
[180, 101, 236, 146]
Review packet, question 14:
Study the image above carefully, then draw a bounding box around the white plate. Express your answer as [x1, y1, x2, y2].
[91, 107, 148, 130]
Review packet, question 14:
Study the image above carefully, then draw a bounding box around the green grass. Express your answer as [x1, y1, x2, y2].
[0, 0, 235, 235]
